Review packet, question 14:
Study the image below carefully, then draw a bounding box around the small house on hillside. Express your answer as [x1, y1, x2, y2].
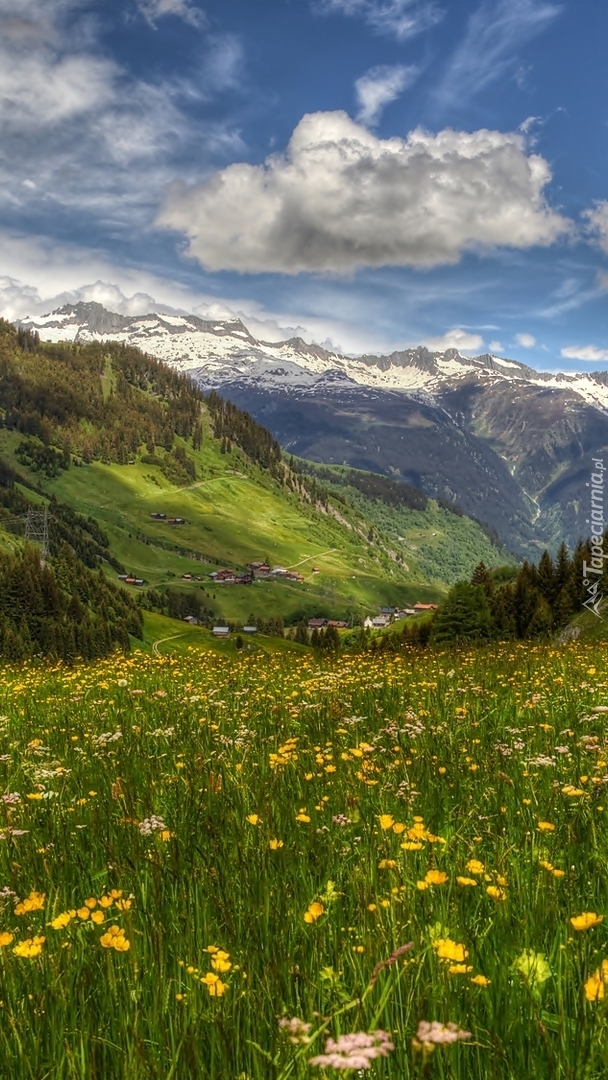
[212, 626, 230, 637]
[242, 626, 257, 634]
[308, 618, 328, 630]
[413, 602, 438, 612]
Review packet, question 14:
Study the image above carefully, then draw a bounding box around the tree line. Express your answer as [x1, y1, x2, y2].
[0, 545, 142, 662]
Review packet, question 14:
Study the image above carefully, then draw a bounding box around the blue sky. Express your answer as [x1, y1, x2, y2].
[2, 0, 608, 367]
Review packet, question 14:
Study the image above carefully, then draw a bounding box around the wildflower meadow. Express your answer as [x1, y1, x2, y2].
[1, 643, 608, 1077]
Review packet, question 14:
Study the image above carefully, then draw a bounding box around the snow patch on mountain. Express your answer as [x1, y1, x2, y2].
[18, 300, 608, 411]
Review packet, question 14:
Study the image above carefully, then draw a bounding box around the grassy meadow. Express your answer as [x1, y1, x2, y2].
[0, 418, 504, 624]
[2, 642, 608, 1077]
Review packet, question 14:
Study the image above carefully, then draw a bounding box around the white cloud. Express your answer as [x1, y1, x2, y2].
[516, 332, 536, 347]
[355, 64, 418, 126]
[0, 52, 116, 128]
[319, 0, 442, 40]
[0, 1, 242, 226]
[423, 328, 484, 353]
[436, 0, 561, 107]
[158, 110, 570, 274]
[0, 232, 381, 353]
[560, 344, 608, 363]
[489, 339, 503, 352]
[584, 201, 608, 255]
[138, 0, 204, 28]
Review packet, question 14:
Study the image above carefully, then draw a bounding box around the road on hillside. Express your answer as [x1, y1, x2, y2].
[285, 548, 339, 570]
[152, 633, 185, 656]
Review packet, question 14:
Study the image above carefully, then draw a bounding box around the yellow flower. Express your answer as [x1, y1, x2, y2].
[303, 901, 324, 924]
[246, 814, 260, 825]
[466, 859, 484, 875]
[585, 961, 608, 1001]
[401, 841, 424, 851]
[211, 950, 232, 973]
[552, 869, 565, 878]
[392, 822, 406, 834]
[26, 793, 43, 801]
[434, 939, 469, 963]
[76, 907, 90, 920]
[456, 877, 478, 887]
[14, 891, 45, 916]
[424, 870, 448, 885]
[416, 880, 429, 891]
[295, 813, 311, 823]
[13, 935, 45, 958]
[84, 898, 97, 909]
[538, 821, 555, 832]
[115, 898, 132, 911]
[0, 932, 14, 947]
[49, 912, 72, 930]
[100, 925, 130, 951]
[486, 886, 506, 900]
[378, 859, 397, 870]
[200, 972, 227, 996]
[367, 903, 377, 912]
[269, 839, 284, 850]
[449, 963, 473, 974]
[571, 913, 603, 931]
[99, 896, 114, 909]
[378, 815, 395, 831]
[91, 911, 105, 925]
[470, 974, 491, 987]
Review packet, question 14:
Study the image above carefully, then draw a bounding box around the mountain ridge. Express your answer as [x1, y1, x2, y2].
[19, 301, 608, 555]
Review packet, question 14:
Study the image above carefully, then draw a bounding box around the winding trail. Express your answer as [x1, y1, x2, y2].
[284, 548, 339, 570]
[152, 633, 185, 657]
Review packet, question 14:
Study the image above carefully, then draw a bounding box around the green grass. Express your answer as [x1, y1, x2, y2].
[140, 611, 311, 658]
[1, 642, 608, 1077]
[0, 422, 457, 623]
[0, 409, 510, 627]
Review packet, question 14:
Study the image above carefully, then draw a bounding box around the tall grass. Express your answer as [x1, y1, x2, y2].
[0, 642, 607, 1077]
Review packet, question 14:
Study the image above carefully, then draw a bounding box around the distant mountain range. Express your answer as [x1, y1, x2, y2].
[21, 301, 608, 556]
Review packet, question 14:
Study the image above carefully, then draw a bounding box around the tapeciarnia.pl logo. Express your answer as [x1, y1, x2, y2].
[582, 457, 606, 619]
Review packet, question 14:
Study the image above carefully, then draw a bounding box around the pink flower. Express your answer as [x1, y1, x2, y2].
[310, 1030, 394, 1070]
[278, 1016, 312, 1045]
[415, 1021, 471, 1049]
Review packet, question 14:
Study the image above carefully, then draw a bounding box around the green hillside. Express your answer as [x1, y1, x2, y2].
[0, 323, 509, 627]
[295, 460, 511, 585]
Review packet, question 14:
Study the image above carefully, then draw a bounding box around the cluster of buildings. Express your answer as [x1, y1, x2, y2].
[363, 603, 438, 629]
[208, 563, 305, 586]
[150, 513, 185, 525]
[307, 617, 348, 630]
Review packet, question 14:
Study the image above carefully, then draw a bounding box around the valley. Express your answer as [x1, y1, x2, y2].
[20, 301, 608, 556]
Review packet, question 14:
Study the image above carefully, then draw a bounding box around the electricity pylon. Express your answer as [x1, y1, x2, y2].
[24, 507, 50, 561]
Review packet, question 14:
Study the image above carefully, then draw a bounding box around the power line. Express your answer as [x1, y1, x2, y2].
[24, 507, 50, 561]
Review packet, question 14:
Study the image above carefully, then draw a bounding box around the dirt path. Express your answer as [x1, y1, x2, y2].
[284, 548, 339, 570]
[152, 633, 185, 657]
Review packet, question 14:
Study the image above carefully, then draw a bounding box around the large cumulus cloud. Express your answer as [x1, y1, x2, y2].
[157, 111, 570, 274]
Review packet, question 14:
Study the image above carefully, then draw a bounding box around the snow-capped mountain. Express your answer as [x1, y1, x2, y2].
[19, 301, 608, 556]
[19, 301, 608, 408]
